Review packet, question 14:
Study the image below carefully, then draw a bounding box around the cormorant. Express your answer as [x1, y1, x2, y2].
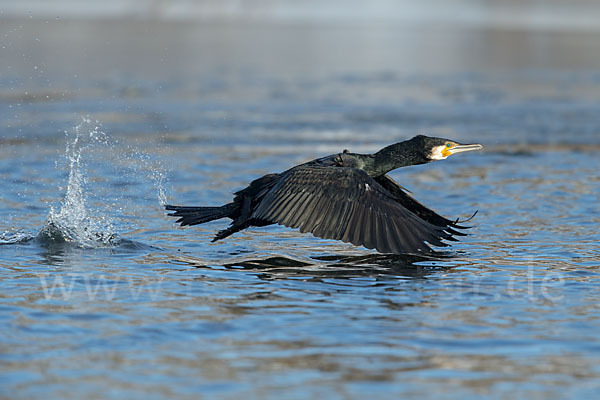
[166, 135, 482, 254]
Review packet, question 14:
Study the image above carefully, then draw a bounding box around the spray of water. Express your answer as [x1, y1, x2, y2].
[38, 119, 114, 246]
[35, 117, 168, 248]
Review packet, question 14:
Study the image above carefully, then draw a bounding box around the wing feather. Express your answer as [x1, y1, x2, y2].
[361, 207, 375, 250]
[251, 166, 459, 254]
[278, 192, 301, 224]
[332, 200, 352, 239]
[266, 191, 295, 221]
[385, 213, 402, 254]
[294, 193, 317, 231]
[287, 192, 310, 228]
[370, 212, 387, 253]
[349, 204, 366, 248]
[299, 194, 325, 233]
[313, 198, 338, 238]
[340, 201, 359, 244]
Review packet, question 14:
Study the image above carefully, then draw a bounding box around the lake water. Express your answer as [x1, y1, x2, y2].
[1, 18, 600, 399]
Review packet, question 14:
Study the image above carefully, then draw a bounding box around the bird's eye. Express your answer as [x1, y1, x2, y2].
[445, 143, 452, 148]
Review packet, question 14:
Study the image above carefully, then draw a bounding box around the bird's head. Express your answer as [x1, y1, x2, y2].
[411, 135, 483, 162]
[372, 135, 483, 175]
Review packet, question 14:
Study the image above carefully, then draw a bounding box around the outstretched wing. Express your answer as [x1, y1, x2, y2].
[251, 166, 455, 254]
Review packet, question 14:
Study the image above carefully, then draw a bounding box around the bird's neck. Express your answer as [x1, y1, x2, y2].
[363, 142, 428, 176]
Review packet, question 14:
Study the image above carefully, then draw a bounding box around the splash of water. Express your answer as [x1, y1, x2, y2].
[130, 149, 169, 207]
[38, 119, 116, 247]
[36, 118, 168, 248]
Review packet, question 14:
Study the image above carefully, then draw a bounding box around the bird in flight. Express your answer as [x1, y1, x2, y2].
[166, 135, 482, 254]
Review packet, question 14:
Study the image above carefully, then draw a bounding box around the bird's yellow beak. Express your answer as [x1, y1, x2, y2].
[442, 143, 483, 158]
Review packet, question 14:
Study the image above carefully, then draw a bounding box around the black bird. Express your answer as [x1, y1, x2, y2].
[166, 135, 483, 254]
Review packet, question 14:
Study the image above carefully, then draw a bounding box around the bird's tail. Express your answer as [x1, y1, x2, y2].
[165, 203, 236, 226]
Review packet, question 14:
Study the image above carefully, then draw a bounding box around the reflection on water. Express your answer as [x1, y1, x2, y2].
[1, 16, 600, 400]
[183, 253, 452, 280]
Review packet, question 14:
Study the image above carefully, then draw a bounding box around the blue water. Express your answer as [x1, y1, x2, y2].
[1, 18, 600, 399]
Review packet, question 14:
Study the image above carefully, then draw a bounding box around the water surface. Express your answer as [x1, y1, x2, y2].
[1, 18, 600, 399]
